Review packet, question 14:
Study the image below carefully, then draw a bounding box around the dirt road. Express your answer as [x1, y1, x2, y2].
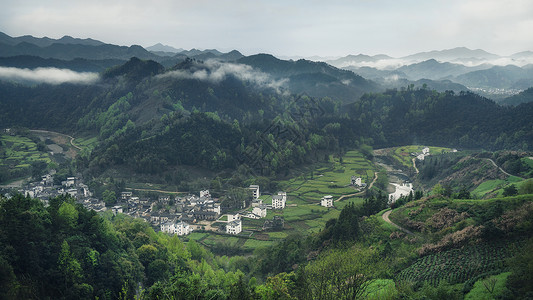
[382, 210, 413, 235]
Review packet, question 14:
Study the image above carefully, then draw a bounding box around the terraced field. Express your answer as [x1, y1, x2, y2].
[0, 134, 51, 184]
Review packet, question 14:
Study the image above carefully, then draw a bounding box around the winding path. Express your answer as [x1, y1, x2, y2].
[29, 129, 82, 151]
[382, 210, 413, 235]
[412, 158, 419, 174]
[483, 158, 522, 179]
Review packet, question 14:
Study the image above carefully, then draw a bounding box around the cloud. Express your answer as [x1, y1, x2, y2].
[0, 67, 99, 84]
[157, 60, 288, 92]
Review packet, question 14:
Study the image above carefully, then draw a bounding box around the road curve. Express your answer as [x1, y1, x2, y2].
[483, 158, 522, 179]
[30, 129, 82, 151]
[382, 210, 413, 235]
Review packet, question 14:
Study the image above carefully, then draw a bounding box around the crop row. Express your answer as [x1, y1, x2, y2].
[396, 241, 519, 286]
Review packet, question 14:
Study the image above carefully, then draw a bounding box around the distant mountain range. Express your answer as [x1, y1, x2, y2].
[326, 48, 533, 100]
[1, 32, 533, 102]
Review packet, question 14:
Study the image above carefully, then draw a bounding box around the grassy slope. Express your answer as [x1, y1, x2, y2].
[382, 194, 532, 293]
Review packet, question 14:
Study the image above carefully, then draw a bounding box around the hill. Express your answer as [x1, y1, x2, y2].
[238, 54, 380, 102]
[500, 87, 533, 106]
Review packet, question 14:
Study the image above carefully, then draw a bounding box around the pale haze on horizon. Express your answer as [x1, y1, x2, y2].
[1, 0, 532, 58]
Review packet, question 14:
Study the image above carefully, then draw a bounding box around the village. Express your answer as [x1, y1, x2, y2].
[12, 171, 370, 238]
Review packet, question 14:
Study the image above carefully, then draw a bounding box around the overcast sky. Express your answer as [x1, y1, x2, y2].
[1, 0, 532, 58]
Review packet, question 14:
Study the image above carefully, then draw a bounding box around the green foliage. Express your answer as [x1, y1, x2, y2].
[506, 238, 533, 297]
[318, 202, 361, 245]
[465, 272, 511, 300]
[519, 179, 533, 195]
[102, 190, 116, 206]
[503, 184, 518, 197]
[0, 193, 143, 299]
[397, 242, 515, 288]
[300, 246, 382, 299]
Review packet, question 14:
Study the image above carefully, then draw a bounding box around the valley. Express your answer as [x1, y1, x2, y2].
[1, 30, 533, 300]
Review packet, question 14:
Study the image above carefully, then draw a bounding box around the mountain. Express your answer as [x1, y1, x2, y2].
[455, 65, 533, 89]
[402, 47, 500, 62]
[238, 54, 380, 102]
[500, 87, 533, 106]
[0, 31, 105, 47]
[326, 54, 394, 68]
[396, 59, 489, 80]
[0, 41, 160, 61]
[176, 49, 244, 62]
[0, 55, 124, 72]
[103, 57, 165, 81]
[146, 43, 184, 53]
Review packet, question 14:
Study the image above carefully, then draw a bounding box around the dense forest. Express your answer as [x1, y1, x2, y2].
[2, 57, 532, 186]
[2, 189, 533, 299]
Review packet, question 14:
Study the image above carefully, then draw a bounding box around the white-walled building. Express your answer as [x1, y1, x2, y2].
[65, 177, 76, 187]
[272, 193, 286, 209]
[351, 176, 362, 186]
[200, 189, 210, 198]
[121, 191, 132, 200]
[228, 213, 240, 222]
[252, 205, 268, 218]
[112, 205, 123, 215]
[226, 219, 242, 235]
[249, 185, 260, 199]
[321, 195, 334, 208]
[161, 221, 192, 236]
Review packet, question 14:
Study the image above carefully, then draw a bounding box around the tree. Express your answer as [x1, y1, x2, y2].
[432, 183, 445, 196]
[102, 190, 117, 206]
[503, 184, 518, 197]
[58, 240, 83, 290]
[302, 247, 379, 299]
[519, 179, 533, 195]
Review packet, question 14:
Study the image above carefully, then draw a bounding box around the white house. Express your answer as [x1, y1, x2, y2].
[200, 189, 210, 198]
[226, 219, 242, 235]
[321, 195, 334, 208]
[161, 221, 192, 236]
[121, 191, 132, 200]
[251, 198, 263, 207]
[249, 185, 260, 199]
[272, 194, 286, 209]
[65, 177, 76, 187]
[228, 214, 241, 222]
[422, 147, 430, 155]
[252, 205, 268, 218]
[351, 176, 362, 186]
[112, 205, 123, 215]
[66, 188, 78, 197]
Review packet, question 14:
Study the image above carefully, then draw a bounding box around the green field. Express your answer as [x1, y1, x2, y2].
[180, 150, 378, 251]
[283, 150, 375, 204]
[391, 145, 452, 168]
[472, 176, 525, 198]
[245, 150, 376, 235]
[74, 136, 99, 156]
[0, 134, 51, 183]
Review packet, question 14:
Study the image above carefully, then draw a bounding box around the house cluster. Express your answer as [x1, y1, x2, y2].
[118, 189, 223, 236]
[413, 147, 431, 161]
[18, 172, 104, 211]
[221, 186, 288, 235]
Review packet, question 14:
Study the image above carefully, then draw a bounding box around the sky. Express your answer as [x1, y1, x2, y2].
[1, 0, 533, 58]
